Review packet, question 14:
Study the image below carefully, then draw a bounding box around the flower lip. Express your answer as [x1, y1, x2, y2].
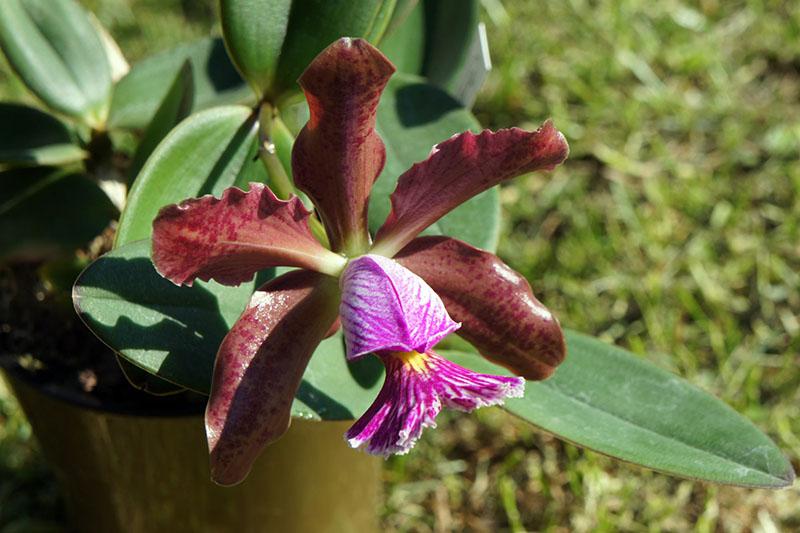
[339, 254, 460, 360]
[345, 350, 525, 457]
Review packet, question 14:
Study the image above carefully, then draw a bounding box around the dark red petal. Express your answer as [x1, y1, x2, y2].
[151, 183, 346, 286]
[373, 122, 569, 257]
[395, 236, 565, 380]
[205, 270, 339, 486]
[292, 38, 395, 254]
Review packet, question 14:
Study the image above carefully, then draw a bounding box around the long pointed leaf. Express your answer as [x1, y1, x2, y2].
[447, 330, 795, 488]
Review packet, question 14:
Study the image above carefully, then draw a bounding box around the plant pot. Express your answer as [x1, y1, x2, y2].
[4, 370, 381, 533]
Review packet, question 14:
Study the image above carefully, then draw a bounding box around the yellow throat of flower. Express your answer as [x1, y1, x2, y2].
[394, 350, 430, 373]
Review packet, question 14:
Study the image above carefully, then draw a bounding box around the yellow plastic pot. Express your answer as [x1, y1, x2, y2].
[5, 372, 381, 533]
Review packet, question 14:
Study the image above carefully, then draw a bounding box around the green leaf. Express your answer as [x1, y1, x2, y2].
[381, 0, 419, 39]
[127, 61, 194, 181]
[220, 0, 400, 99]
[114, 53, 192, 399]
[115, 357, 186, 396]
[0, 167, 117, 261]
[87, 11, 129, 83]
[74, 240, 382, 419]
[379, 0, 425, 74]
[270, 0, 397, 98]
[0, 103, 85, 166]
[380, 0, 488, 106]
[447, 330, 795, 488]
[0, 0, 112, 126]
[108, 37, 252, 130]
[73, 240, 255, 393]
[220, 0, 292, 97]
[421, 0, 486, 105]
[116, 105, 261, 246]
[370, 73, 500, 251]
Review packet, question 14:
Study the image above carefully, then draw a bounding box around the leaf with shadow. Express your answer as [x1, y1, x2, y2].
[90, 315, 219, 393]
[294, 335, 384, 421]
[116, 356, 187, 396]
[116, 105, 260, 246]
[73, 240, 254, 394]
[393, 81, 461, 127]
[346, 346, 384, 389]
[295, 380, 354, 420]
[74, 241, 383, 419]
[200, 112, 258, 196]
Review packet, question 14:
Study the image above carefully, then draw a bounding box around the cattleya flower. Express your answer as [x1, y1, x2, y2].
[151, 38, 569, 485]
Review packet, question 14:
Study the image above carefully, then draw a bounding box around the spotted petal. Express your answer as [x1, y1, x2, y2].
[205, 270, 339, 486]
[396, 236, 565, 380]
[346, 350, 524, 457]
[372, 122, 569, 257]
[152, 183, 346, 286]
[293, 38, 395, 254]
[339, 254, 460, 361]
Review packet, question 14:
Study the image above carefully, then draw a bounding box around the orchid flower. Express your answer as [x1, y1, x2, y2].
[151, 38, 569, 486]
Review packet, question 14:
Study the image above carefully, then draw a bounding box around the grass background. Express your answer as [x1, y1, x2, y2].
[1, 0, 798, 531]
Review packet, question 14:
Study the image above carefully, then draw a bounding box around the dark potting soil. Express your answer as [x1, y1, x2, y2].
[0, 257, 206, 415]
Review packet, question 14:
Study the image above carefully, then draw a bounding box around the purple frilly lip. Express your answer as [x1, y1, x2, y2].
[339, 253, 525, 457]
[339, 254, 461, 360]
[345, 350, 525, 457]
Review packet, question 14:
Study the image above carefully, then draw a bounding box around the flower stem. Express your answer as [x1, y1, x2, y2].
[308, 212, 331, 249]
[258, 103, 331, 249]
[258, 104, 295, 201]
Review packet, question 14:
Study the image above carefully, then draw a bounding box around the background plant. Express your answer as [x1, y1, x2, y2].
[0, 0, 484, 391]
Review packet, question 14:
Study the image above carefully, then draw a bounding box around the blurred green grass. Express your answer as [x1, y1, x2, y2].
[1, 0, 798, 531]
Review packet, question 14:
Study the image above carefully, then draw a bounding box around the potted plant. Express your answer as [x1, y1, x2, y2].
[0, 0, 496, 530]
